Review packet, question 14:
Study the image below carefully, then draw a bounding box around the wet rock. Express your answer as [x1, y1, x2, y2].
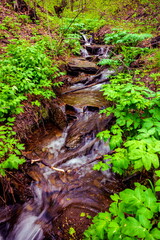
[66, 58, 99, 74]
[85, 45, 109, 55]
[83, 106, 99, 112]
[65, 113, 111, 149]
[61, 91, 108, 109]
[50, 103, 67, 130]
[27, 166, 44, 181]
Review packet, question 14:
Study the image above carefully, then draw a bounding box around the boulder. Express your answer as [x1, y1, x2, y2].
[65, 113, 111, 149]
[50, 102, 67, 130]
[67, 58, 99, 74]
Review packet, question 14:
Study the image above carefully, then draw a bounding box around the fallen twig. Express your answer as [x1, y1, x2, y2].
[23, 155, 65, 173]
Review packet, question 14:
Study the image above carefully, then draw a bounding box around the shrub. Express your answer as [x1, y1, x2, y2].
[84, 183, 160, 240]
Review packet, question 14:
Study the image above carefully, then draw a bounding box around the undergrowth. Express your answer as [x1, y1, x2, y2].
[0, 6, 105, 175]
[0, 39, 63, 176]
[98, 29, 152, 69]
[84, 28, 160, 239]
[84, 183, 160, 240]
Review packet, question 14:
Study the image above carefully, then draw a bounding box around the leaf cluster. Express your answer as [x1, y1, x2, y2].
[95, 73, 160, 174]
[99, 29, 152, 68]
[104, 29, 152, 47]
[63, 33, 81, 55]
[0, 118, 25, 176]
[84, 184, 160, 240]
[0, 39, 63, 175]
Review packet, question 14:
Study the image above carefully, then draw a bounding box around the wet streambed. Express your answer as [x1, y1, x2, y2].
[0, 35, 123, 240]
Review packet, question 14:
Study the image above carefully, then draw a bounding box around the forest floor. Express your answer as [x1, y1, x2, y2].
[0, 1, 159, 239]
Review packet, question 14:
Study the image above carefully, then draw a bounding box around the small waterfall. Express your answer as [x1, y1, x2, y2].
[97, 46, 110, 58]
[80, 48, 89, 57]
[81, 33, 93, 46]
[6, 215, 44, 240]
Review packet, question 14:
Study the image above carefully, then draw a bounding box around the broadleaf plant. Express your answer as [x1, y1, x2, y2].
[94, 73, 160, 174]
[84, 184, 160, 240]
[0, 39, 63, 175]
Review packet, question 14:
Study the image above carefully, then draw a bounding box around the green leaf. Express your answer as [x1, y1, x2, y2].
[136, 207, 153, 219]
[138, 215, 152, 229]
[68, 227, 76, 236]
[151, 154, 159, 169]
[155, 170, 160, 177]
[141, 154, 152, 171]
[80, 212, 86, 217]
[108, 221, 120, 239]
[7, 117, 15, 122]
[122, 217, 146, 238]
[150, 228, 160, 239]
[110, 134, 122, 150]
[110, 193, 120, 202]
[143, 189, 158, 212]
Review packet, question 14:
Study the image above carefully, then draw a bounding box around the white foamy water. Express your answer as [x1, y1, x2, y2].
[100, 69, 115, 80]
[61, 138, 110, 176]
[6, 215, 43, 240]
[46, 131, 67, 157]
[70, 83, 85, 89]
[81, 48, 89, 57]
[97, 47, 110, 58]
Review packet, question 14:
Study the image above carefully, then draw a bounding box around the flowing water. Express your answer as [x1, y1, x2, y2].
[0, 35, 122, 240]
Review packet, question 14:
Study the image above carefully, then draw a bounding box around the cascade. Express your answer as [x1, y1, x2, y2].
[0, 34, 122, 240]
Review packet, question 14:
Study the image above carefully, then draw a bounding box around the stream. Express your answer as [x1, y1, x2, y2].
[0, 34, 123, 240]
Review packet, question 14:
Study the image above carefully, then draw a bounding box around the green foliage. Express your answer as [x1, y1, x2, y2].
[121, 46, 150, 66]
[58, 17, 105, 55]
[0, 39, 63, 175]
[69, 227, 76, 236]
[1, 16, 21, 35]
[0, 39, 62, 117]
[101, 138, 160, 175]
[98, 58, 121, 67]
[0, 119, 25, 176]
[84, 184, 160, 240]
[17, 14, 32, 24]
[63, 33, 81, 55]
[104, 29, 152, 47]
[154, 170, 160, 192]
[95, 73, 160, 174]
[99, 29, 152, 69]
[59, 17, 105, 34]
[33, 35, 65, 56]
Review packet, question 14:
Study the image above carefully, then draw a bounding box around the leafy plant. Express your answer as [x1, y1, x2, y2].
[121, 46, 150, 66]
[0, 39, 63, 175]
[69, 227, 76, 236]
[64, 33, 81, 54]
[154, 170, 160, 193]
[1, 16, 21, 34]
[18, 14, 32, 24]
[84, 183, 160, 240]
[98, 58, 121, 67]
[104, 29, 152, 47]
[0, 119, 25, 176]
[95, 73, 160, 174]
